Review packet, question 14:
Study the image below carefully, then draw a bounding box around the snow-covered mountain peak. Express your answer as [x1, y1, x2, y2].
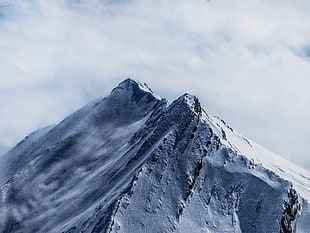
[171, 93, 202, 115]
[0, 79, 309, 233]
[111, 78, 162, 101]
[117, 78, 144, 90]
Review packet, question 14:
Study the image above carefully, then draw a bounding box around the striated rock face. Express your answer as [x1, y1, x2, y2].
[280, 187, 301, 233]
[0, 79, 310, 233]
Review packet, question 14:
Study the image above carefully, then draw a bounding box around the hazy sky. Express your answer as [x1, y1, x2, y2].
[0, 0, 309, 170]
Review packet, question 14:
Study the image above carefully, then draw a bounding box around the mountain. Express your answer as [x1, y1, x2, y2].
[0, 79, 309, 233]
[0, 144, 8, 157]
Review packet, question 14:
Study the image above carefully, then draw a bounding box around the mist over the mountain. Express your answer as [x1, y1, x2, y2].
[0, 0, 309, 172]
[0, 144, 8, 157]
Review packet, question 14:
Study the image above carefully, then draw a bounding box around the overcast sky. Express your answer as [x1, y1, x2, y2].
[0, 0, 309, 170]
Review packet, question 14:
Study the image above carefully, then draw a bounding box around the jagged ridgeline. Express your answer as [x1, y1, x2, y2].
[0, 79, 310, 233]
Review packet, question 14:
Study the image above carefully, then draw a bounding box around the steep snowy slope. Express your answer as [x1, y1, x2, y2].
[0, 79, 309, 233]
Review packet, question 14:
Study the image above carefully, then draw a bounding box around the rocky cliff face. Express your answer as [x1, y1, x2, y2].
[0, 79, 309, 233]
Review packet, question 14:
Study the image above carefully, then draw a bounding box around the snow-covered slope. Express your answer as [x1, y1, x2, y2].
[0, 79, 309, 233]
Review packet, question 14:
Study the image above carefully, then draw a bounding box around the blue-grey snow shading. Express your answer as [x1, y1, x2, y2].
[0, 79, 309, 233]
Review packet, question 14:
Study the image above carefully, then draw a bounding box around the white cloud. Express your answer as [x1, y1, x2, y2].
[0, 0, 309, 169]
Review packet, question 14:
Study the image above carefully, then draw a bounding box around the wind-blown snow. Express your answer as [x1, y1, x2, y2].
[208, 116, 310, 201]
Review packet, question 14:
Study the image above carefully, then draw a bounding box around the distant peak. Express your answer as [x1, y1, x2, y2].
[174, 93, 202, 114]
[115, 78, 162, 100]
[108, 78, 162, 104]
[118, 78, 139, 88]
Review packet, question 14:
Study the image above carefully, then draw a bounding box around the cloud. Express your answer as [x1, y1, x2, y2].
[0, 0, 309, 169]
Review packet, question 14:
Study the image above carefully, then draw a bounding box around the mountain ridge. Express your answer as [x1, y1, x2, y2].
[0, 78, 309, 233]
